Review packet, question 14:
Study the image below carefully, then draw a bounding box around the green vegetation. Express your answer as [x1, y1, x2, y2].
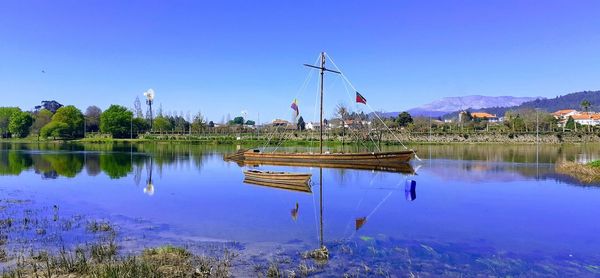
[0, 107, 23, 138]
[0, 89, 598, 143]
[230, 116, 244, 125]
[588, 160, 600, 168]
[31, 109, 53, 136]
[8, 111, 33, 138]
[190, 111, 207, 133]
[39, 105, 85, 139]
[153, 116, 172, 132]
[396, 111, 413, 127]
[1, 244, 233, 278]
[40, 121, 70, 139]
[100, 105, 134, 138]
[85, 105, 102, 132]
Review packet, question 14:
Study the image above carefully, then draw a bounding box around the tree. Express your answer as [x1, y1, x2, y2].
[581, 100, 592, 132]
[132, 117, 150, 135]
[40, 121, 70, 139]
[8, 111, 33, 138]
[565, 116, 576, 131]
[297, 116, 306, 131]
[35, 100, 63, 113]
[0, 107, 21, 138]
[32, 109, 53, 136]
[51, 106, 85, 138]
[85, 106, 102, 132]
[230, 116, 244, 125]
[153, 116, 172, 132]
[581, 100, 591, 113]
[134, 96, 144, 118]
[208, 121, 215, 128]
[335, 103, 349, 139]
[396, 112, 413, 127]
[245, 120, 256, 126]
[100, 105, 133, 138]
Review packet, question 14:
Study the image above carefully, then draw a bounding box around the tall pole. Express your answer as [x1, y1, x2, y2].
[319, 52, 325, 154]
[536, 108, 539, 144]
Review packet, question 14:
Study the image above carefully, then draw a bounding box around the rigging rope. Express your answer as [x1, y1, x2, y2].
[325, 53, 422, 161]
[340, 77, 382, 152]
[261, 54, 320, 152]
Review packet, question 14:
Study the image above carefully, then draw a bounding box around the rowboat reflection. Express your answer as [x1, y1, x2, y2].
[241, 165, 418, 262]
[230, 159, 415, 174]
[243, 178, 312, 193]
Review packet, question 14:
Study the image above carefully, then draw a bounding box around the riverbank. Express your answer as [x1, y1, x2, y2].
[2, 131, 598, 145]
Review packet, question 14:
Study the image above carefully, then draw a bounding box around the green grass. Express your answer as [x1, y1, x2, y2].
[588, 160, 600, 168]
[1, 244, 232, 278]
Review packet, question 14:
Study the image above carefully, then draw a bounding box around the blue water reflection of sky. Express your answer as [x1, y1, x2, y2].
[3, 151, 599, 261]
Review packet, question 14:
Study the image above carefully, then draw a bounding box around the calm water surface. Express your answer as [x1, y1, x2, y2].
[1, 143, 599, 276]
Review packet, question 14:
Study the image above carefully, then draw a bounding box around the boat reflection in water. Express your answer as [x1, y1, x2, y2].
[233, 160, 415, 174]
[242, 165, 418, 262]
[243, 176, 312, 193]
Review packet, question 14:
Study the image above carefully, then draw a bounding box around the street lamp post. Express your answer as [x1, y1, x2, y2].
[144, 89, 155, 131]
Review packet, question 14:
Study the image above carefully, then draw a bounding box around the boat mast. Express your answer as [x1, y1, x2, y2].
[304, 52, 340, 155]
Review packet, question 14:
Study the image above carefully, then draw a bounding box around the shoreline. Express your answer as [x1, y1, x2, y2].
[1, 132, 600, 145]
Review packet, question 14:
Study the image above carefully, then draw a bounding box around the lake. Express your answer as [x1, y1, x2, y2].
[0, 142, 599, 276]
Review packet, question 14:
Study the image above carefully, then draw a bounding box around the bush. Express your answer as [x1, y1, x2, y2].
[40, 121, 70, 139]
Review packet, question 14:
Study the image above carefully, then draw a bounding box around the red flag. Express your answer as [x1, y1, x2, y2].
[356, 92, 367, 104]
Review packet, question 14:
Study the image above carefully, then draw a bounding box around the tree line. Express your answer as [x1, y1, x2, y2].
[0, 102, 211, 139]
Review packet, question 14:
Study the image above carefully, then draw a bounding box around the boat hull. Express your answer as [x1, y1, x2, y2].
[242, 150, 414, 165]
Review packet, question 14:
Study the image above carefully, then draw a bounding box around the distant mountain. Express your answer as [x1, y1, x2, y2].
[442, 90, 600, 119]
[394, 95, 542, 118]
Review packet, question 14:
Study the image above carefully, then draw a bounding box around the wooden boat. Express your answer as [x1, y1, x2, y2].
[243, 178, 312, 193]
[239, 156, 415, 174]
[241, 149, 414, 165]
[226, 52, 416, 168]
[243, 169, 311, 185]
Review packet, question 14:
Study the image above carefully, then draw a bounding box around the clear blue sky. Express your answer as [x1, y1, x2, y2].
[1, 0, 600, 123]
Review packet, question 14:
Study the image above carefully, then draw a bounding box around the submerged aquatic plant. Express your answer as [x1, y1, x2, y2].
[86, 220, 115, 233]
[556, 161, 600, 184]
[303, 246, 329, 262]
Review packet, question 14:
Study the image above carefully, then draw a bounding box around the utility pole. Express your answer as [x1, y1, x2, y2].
[536, 108, 539, 144]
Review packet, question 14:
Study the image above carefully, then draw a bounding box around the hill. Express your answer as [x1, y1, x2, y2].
[442, 90, 600, 119]
[405, 95, 540, 117]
